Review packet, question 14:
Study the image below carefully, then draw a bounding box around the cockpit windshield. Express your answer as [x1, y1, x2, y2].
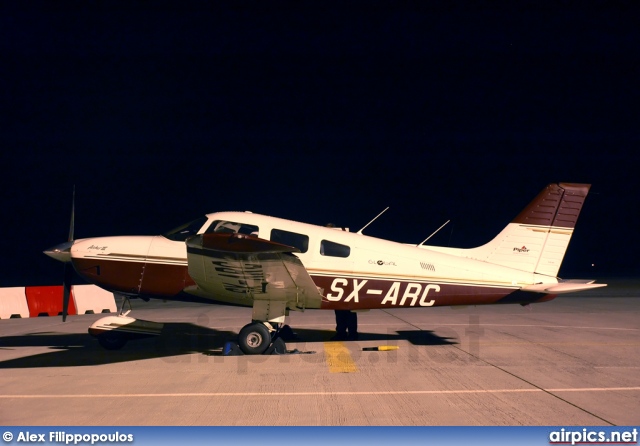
[162, 216, 209, 241]
[205, 220, 259, 236]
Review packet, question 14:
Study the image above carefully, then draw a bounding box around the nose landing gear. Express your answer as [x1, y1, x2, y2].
[89, 294, 163, 350]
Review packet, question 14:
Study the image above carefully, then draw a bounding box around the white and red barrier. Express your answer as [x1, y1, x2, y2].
[0, 287, 30, 319]
[0, 285, 116, 319]
[73, 284, 117, 314]
[25, 285, 77, 317]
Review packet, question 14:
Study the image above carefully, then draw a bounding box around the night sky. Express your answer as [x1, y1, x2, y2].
[2, 2, 638, 287]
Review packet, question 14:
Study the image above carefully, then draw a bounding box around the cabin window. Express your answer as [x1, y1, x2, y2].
[270, 229, 309, 253]
[320, 240, 351, 258]
[205, 220, 259, 236]
[163, 216, 209, 241]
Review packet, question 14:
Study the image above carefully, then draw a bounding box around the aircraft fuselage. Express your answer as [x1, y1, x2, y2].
[68, 211, 559, 310]
[45, 183, 605, 354]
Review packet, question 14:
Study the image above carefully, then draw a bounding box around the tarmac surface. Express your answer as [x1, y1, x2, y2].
[0, 278, 638, 426]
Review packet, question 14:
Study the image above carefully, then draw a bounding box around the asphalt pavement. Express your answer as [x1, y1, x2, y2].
[1, 279, 638, 426]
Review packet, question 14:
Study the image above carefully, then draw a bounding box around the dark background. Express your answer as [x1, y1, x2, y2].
[2, 2, 638, 286]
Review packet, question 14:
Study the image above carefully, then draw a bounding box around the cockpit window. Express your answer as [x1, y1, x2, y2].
[271, 229, 309, 253]
[320, 240, 351, 258]
[205, 220, 259, 236]
[162, 216, 209, 241]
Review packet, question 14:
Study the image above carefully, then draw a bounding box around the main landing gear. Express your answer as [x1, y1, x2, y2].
[234, 321, 288, 355]
[226, 300, 292, 355]
[238, 322, 271, 354]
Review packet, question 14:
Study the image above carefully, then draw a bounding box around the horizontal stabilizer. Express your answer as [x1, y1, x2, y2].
[522, 280, 607, 294]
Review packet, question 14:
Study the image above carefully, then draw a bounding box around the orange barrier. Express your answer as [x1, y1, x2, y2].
[25, 286, 77, 317]
[0, 287, 30, 319]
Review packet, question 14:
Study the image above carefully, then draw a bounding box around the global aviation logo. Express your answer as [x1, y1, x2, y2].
[513, 246, 530, 253]
[368, 259, 397, 266]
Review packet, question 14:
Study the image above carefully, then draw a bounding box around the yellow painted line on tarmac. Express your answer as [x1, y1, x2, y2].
[324, 341, 358, 373]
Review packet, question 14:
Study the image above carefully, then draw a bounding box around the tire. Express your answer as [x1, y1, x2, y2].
[97, 332, 127, 350]
[238, 323, 271, 355]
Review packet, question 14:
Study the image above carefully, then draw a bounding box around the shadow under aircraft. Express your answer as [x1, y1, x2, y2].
[0, 324, 456, 369]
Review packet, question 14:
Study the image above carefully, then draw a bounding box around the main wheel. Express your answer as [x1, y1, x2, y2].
[238, 322, 271, 355]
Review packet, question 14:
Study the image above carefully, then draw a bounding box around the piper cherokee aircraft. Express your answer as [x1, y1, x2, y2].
[44, 183, 606, 354]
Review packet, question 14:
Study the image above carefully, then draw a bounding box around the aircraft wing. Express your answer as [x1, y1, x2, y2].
[185, 233, 323, 314]
[522, 280, 607, 294]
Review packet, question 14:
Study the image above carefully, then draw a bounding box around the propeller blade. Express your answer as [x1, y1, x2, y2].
[62, 185, 75, 322]
[62, 262, 73, 322]
[68, 185, 75, 242]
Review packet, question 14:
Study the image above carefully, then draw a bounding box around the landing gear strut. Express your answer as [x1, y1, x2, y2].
[95, 295, 132, 350]
[228, 299, 291, 355]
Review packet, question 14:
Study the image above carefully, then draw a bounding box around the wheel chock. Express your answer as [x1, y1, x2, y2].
[223, 338, 287, 356]
[362, 345, 399, 351]
[264, 337, 286, 355]
[223, 341, 245, 356]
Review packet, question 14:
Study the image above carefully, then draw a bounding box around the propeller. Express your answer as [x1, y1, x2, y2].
[43, 186, 77, 321]
[62, 186, 75, 321]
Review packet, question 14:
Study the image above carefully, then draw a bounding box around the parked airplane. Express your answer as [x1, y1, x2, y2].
[44, 183, 606, 353]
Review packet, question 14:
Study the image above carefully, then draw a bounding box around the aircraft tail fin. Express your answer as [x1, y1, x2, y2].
[460, 183, 591, 277]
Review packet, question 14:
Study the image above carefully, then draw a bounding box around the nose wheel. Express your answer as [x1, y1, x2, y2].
[238, 322, 272, 355]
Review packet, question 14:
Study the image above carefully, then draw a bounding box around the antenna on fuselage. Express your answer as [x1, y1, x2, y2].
[357, 207, 389, 235]
[417, 220, 450, 247]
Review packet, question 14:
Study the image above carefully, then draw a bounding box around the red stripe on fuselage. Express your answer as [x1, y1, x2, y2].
[71, 258, 553, 308]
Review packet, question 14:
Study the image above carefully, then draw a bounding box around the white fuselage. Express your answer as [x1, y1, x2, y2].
[68, 211, 560, 309]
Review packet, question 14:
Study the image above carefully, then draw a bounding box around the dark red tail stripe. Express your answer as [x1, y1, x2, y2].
[512, 183, 590, 228]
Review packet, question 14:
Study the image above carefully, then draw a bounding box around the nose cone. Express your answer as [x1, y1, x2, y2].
[43, 240, 74, 262]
